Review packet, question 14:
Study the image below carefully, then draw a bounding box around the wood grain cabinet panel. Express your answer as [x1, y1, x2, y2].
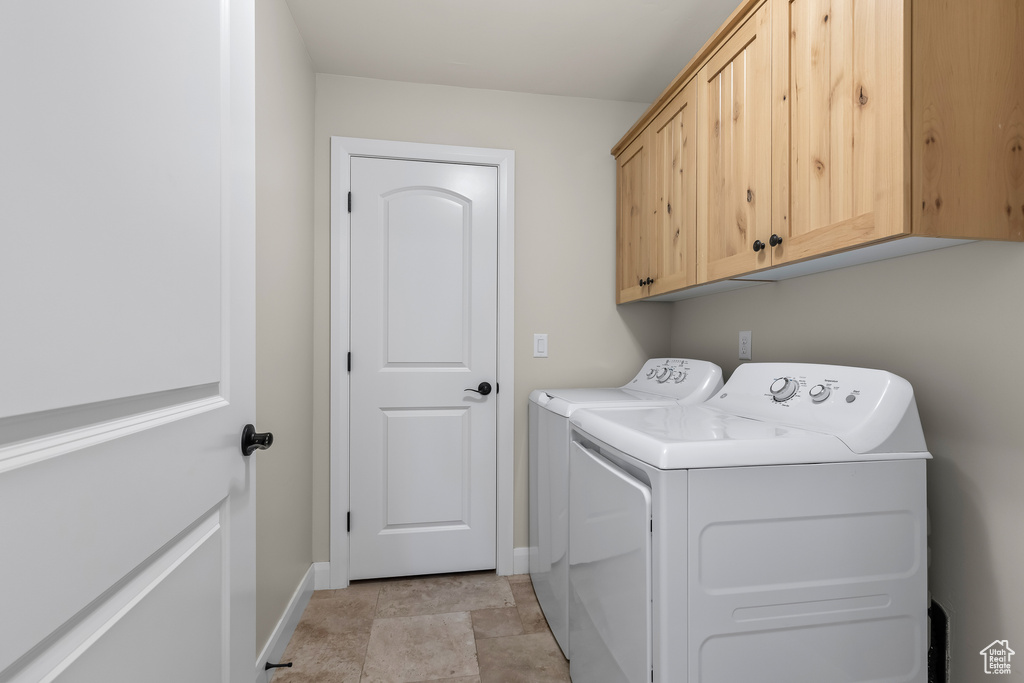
[650, 79, 698, 295]
[616, 131, 654, 303]
[913, 0, 1024, 241]
[697, 2, 773, 283]
[770, 0, 909, 266]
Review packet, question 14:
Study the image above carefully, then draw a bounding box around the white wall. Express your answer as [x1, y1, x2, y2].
[254, 0, 315, 651]
[312, 74, 670, 555]
[669, 240, 1024, 679]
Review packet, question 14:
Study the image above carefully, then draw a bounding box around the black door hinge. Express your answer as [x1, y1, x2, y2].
[347, 351, 351, 372]
[347, 511, 351, 533]
[496, 383, 500, 394]
[348, 191, 352, 213]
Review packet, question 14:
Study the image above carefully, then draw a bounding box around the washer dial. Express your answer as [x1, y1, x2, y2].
[769, 377, 799, 402]
[809, 384, 831, 403]
[655, 366, 671, 383]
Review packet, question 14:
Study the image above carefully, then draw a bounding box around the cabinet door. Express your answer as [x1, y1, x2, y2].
[616, 130, 653, 303]
[697, 2, 773, 283]
[770, 0, 909, 265]
[650, 79, 698, 295]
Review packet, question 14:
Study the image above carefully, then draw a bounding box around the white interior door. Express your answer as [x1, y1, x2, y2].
[0, 1, 255, 681]
[349, 156, 498, 580]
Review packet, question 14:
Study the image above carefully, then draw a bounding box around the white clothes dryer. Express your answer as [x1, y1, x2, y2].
[568, 363, 930, 683]
[528, 358, 723, 657]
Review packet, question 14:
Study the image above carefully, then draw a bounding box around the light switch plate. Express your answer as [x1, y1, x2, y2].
[533, 333, 548, 358]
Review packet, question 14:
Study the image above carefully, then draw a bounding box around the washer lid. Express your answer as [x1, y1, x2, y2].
[529, 387, 678, 418]
[570, 405, 927, 469]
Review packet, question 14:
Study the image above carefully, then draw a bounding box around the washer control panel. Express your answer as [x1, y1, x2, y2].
[626, 358, 724, 399]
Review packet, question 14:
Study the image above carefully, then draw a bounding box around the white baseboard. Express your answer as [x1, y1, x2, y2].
[253, 564, 316, 683]
[312, 561, 332, 590]
[512, 546, 529, 576]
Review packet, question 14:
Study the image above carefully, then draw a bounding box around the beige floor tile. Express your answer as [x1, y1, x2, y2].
[360, 612, 479, 683]
[509, 582, 547, 634]
[476, 631, 570, 683]
[273, 626, 370, 683]
[376, 572, 514, 618]
[300, 583, 381, 634]
[470, 608, 524, 639]
[407, 678, 480, 683]
[506, 574, 531, 584]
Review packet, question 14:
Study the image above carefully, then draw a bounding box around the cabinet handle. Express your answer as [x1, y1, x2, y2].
[645, 277, 654, 286]
[639, 277, 645, 287]
[752, 240, 765, 252]
[769, 234, 783, 247]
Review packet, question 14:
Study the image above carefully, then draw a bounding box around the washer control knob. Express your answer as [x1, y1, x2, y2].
[671, 370, 686, 383]
[646, 368, 657, 379]
[809, 384, 831, 403]
[769, 377, 799, 402]
[655, 366, 671, 382]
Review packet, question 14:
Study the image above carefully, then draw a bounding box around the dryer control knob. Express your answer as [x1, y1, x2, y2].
[809, 384, 831, 403]
[671, 370, 686, 383]
[655, 366, 671, 382]
[646, 368, 657, 379]
[770, 377, 799, 402]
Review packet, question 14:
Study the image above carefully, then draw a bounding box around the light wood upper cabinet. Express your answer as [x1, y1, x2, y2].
[770, 0, 910, 266]
[613, 0, 1023, 301]
[697, 3, 773, 282]
[616, 131, 653, 303]
[650, 79, 698, 295]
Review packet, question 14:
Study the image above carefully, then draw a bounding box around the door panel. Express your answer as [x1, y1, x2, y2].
[350, 157, 498, 580]
[651, 80, 698, 295]
[568, 442, 651, 683]
[697, 3, 773, 282]
[771, 0, 908, 264]
[0, 0, 254, 680]
[616, 132, 652, 303]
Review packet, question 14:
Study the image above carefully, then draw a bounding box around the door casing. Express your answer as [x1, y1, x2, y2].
[329, 137, 515, 588]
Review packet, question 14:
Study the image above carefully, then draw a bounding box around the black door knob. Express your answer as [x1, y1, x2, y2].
[752, 240, 765, 252]
[465, 382, 492, 396]
[769, 234, 783, 247]
[241, 424, 274, 456]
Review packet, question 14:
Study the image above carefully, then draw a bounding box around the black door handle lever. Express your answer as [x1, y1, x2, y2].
[241, 424, 274, 456]
[465, 382, 492, 396]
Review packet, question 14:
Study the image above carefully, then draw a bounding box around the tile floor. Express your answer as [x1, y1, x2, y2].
[272, 571, 570, 683]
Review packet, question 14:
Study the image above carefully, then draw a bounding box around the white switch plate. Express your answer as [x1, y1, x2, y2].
[739, 331, 752, 360]
[533, 333, 548, 358]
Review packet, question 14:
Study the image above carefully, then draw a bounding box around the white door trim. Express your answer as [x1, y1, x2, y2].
[329, 137, 515, 588]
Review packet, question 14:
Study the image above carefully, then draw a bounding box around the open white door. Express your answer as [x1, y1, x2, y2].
[0, 1, 256, 681]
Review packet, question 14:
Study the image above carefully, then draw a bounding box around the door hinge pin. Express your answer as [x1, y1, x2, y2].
[348, 191, 352, 213]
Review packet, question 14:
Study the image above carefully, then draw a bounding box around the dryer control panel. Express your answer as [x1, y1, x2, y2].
[624, 358, 724, 400]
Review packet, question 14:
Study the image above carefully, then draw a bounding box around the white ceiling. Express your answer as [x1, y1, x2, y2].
[285, 0, 738, 103]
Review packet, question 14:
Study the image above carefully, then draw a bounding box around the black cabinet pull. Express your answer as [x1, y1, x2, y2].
[645, 277, 654, 285]
[769, 234, 783, 247]
[241, 424, 274, 456]
[465, 382, 492, 396]
[752, 240, 765, 252]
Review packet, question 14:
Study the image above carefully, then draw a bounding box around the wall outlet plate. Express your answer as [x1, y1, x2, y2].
[739, 331, 752, 360]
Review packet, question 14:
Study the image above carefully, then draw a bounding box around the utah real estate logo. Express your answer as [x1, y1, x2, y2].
[980, 640, 1014, 675]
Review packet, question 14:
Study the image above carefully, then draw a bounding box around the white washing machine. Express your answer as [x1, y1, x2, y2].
[568, 363, 930, 683]
[528, 358, 723, 657]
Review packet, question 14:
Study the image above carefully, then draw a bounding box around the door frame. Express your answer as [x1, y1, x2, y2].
[329, 137, 515, 588]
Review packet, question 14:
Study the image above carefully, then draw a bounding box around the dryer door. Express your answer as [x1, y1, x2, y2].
[569, 441, 652, 683]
